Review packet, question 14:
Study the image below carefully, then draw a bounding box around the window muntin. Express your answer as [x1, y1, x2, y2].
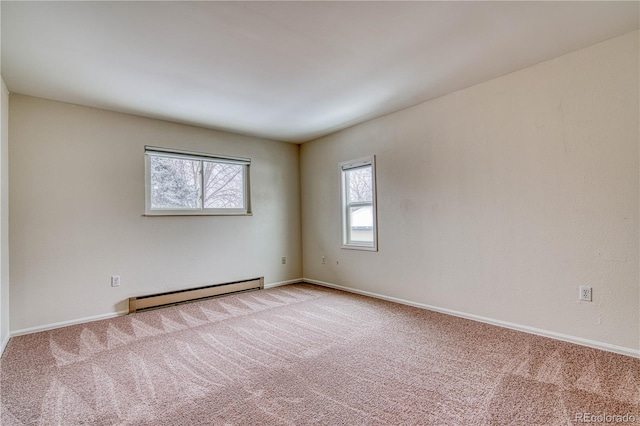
[341, 156, 377, 250]
[145, 146, 250, 215]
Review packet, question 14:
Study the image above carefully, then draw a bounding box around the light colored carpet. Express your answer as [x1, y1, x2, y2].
[1, 284, 638, 425]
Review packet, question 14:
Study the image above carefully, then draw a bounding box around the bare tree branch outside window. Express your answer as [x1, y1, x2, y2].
[347, 167, 372, 203]
[203, 162, 244, 208]
[150, 156, 201, 209]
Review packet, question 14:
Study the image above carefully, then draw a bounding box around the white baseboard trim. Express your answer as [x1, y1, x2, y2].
[0, 332, 10, 357]
[11, 310, 129, 338]
[304, 278, 640, 359]
[264, 278, 303, 289]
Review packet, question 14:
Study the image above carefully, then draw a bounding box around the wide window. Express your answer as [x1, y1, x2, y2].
[145, 146, 251, 215]
[340, 156, 377, 250]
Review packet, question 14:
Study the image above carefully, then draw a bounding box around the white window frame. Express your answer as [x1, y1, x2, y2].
[340, 155, 378, 251]
[144, 146, 251, 216]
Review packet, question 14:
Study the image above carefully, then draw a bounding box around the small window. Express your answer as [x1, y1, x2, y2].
[340, 156, 377, 250]
[145, 146, 251, 215]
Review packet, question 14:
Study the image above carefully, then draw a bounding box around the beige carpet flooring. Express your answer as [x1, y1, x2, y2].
[1, 284, 638, 425]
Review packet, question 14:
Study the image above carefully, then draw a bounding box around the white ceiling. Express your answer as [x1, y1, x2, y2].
[2, 1, 638, 143]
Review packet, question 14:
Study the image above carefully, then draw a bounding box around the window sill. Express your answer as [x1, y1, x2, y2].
[341, 244, 378, 252]
[142, 213, 253, 217]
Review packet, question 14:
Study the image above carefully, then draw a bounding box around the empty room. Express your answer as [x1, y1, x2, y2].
[1, 1, 639, 425]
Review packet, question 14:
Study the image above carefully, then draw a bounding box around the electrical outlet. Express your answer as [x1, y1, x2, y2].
[579, 286, 592, 302]
[111, 275, 121, 287]
[281, 256, 286, 265]
[321, 256, 326, 264]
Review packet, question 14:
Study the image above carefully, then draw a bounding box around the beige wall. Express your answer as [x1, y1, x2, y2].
[301, 31, 639, 352]
[9, 95, 301, 331]
[1, 78, 9, 353]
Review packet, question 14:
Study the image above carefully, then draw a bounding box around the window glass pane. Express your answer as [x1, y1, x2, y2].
[150, 156, 201, 209]
[347, 166, 372, 203]
[348, 206, 374, 243]
[203, 161, 244, 209]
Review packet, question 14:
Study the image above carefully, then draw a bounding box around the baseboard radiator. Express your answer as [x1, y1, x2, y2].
[128, 277, 264, 313]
